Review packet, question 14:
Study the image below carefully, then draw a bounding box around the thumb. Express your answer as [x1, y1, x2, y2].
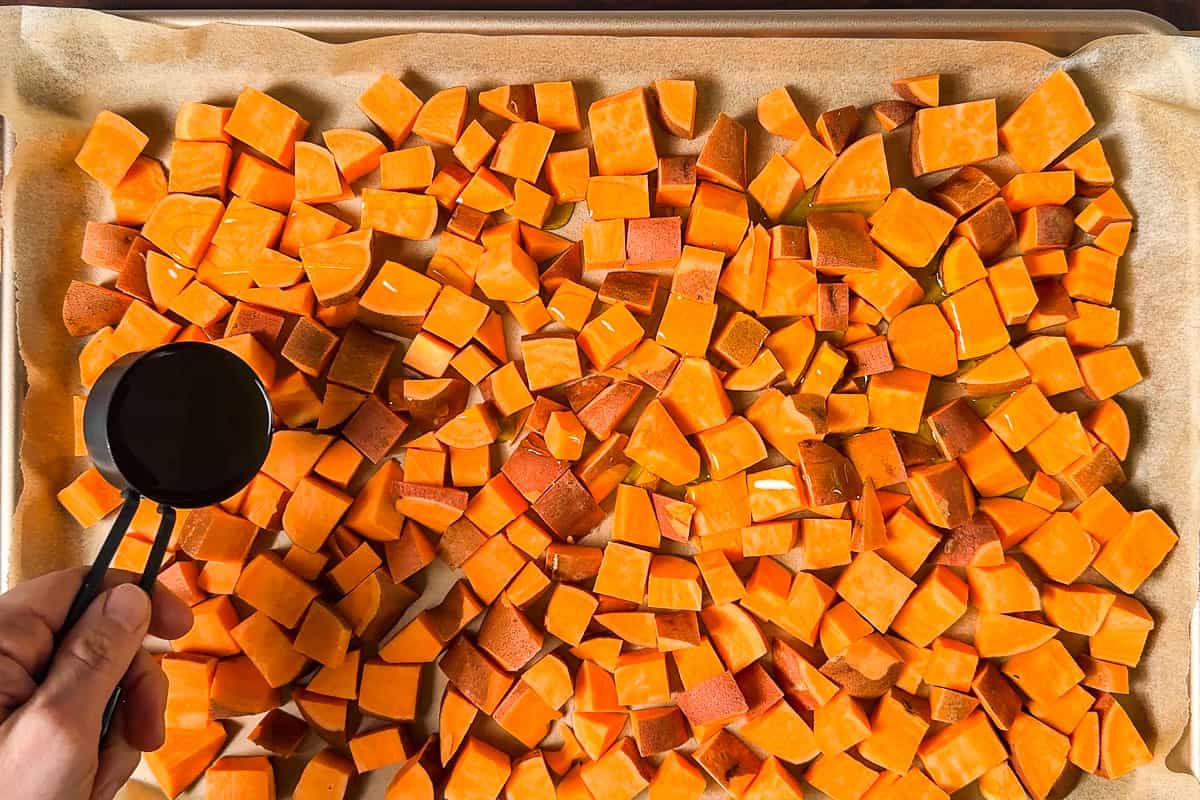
[34, 583, 151, 739]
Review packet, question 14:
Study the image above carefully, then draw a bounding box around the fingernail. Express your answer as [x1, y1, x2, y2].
[104, 583, 150, 631]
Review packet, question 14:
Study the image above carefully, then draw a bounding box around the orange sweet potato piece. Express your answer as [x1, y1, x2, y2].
[61, 280, 135, 338]
[884, 303, 957, 377]
[294, 749, 354, 800]
[1008, 712, 1070, 799]
[758, 85, 810, 139]
[209, 654, 283, 718]
[75, 110, 148, 188]
[80, 221, 140, 273]
[918, 710, 1008, 793]
[357, 73, 423, 147]
[318, 127, 385, 184]
[227, 611, 309, 688]
[234, 552, 319, 630]
[141, 194, 225, 268]
[530, 81, 581, 133]
[893, 73, 939, 106]
[651, 79, 697, 139]
[932, 167, 1001, 222]
[912, 100, 998, 177]
[813, 105, 860, 155]
[168, 140, 232, 197]
[361, 188, 438, 240]
[225, 87, 309, 168]
[205, 756, 275, 800]
[112, 155, 168, 225]
[815, 133, 890, 205]
[145, 719, 227, 798]
[869, 188, 954, 269]
[872, 99, 918, 132]
[1001, 70, 1094, 172]
[581, 87, 659, 176]
[697, 112, 748, 190]
[301, 228, 373, 306]
[1095, 693, 1152, 779]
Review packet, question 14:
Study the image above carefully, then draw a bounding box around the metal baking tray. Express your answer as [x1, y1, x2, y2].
[0, 5, 1194, 781]
[117, 9, 1178, 53]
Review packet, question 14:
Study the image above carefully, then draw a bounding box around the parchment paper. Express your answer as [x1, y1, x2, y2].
[1, 7, 1198, 799]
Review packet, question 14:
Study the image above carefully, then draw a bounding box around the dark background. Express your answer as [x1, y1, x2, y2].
[8, 1, 1199, 29]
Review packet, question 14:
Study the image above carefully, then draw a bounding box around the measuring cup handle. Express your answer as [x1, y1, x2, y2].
[97, 504, 177, 739]
[55, 491, 140, 645]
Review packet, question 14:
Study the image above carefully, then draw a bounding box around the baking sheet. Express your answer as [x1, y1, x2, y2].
[0, 6, 1198, 798]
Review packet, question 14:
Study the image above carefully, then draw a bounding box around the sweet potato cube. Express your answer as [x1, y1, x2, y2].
[869, 188, 955, 268]
[625, 399, 700, 487]
[891, 566, 968, 648]
[493, 681, 560, 750]
[1076, 346, 1143, 402]
[808, 211, 876, 274]
[1021, 511, 1097, 585]
[587, 174, 650, 220]
[593, 542, 652, 604]
[930, 166, 1000, 220]
[75, 110, 148, 188]
[500, 433, 567, 504]
[474, 599, 543, 675]
[656, 295, 718, 357]
[1002, 638, 1084, 708]
[872, 99, 917, 132]
[948, 198, 1012, 264]
[1000, 69, 1094, 172]
[613, 650, 670, 707]
[1092, 509, 1177, 593]
[982, 384, 1056, 452]
[588, 87, 658, 175]
[694, 729, 763, 797]
[521, 333, 582, 391]
[443, 736, 511, 800]
[700, 602, 768, 674]
[655, 154, 698, 208]
[911, 99, 998, 177]
[577, 303, 644, 371]
[292, 600, 352, 669]
[390, 481, 466, 533]
[532, 469, 605, 539]
[858, 689, 930, 774]
[643, 555, 701, 611]
[544, 583, 599, 646]
[917, 710, 1008, 793]
[685, 182, 750, 257]
[866, 367, 930, 434]
[747, 154, 805, 222]
[461, 530, 527, 604]
[1095, 693, 1153, 779]
[835, 551, 916, 632]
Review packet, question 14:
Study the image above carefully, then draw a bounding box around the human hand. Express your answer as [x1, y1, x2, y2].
[0, 568, 193, 800]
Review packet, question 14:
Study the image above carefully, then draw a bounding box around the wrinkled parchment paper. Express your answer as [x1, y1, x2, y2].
[1, 6, 1199, 799]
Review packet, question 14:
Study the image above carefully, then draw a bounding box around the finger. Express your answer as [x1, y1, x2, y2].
[90, 706, 141, 800]
[33, 583, 152, 742]
[0, 567, 192, 682]
[0, 646, 38, 723]
[119, 648, 167, 752]
[0, 566, 194, 639]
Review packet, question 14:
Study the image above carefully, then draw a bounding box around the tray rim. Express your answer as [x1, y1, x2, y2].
[112, 8, 1180, 51]
[0, 4, 1195, 781]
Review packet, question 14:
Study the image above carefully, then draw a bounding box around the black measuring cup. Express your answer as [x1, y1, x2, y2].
[62, 341, 273, 738]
